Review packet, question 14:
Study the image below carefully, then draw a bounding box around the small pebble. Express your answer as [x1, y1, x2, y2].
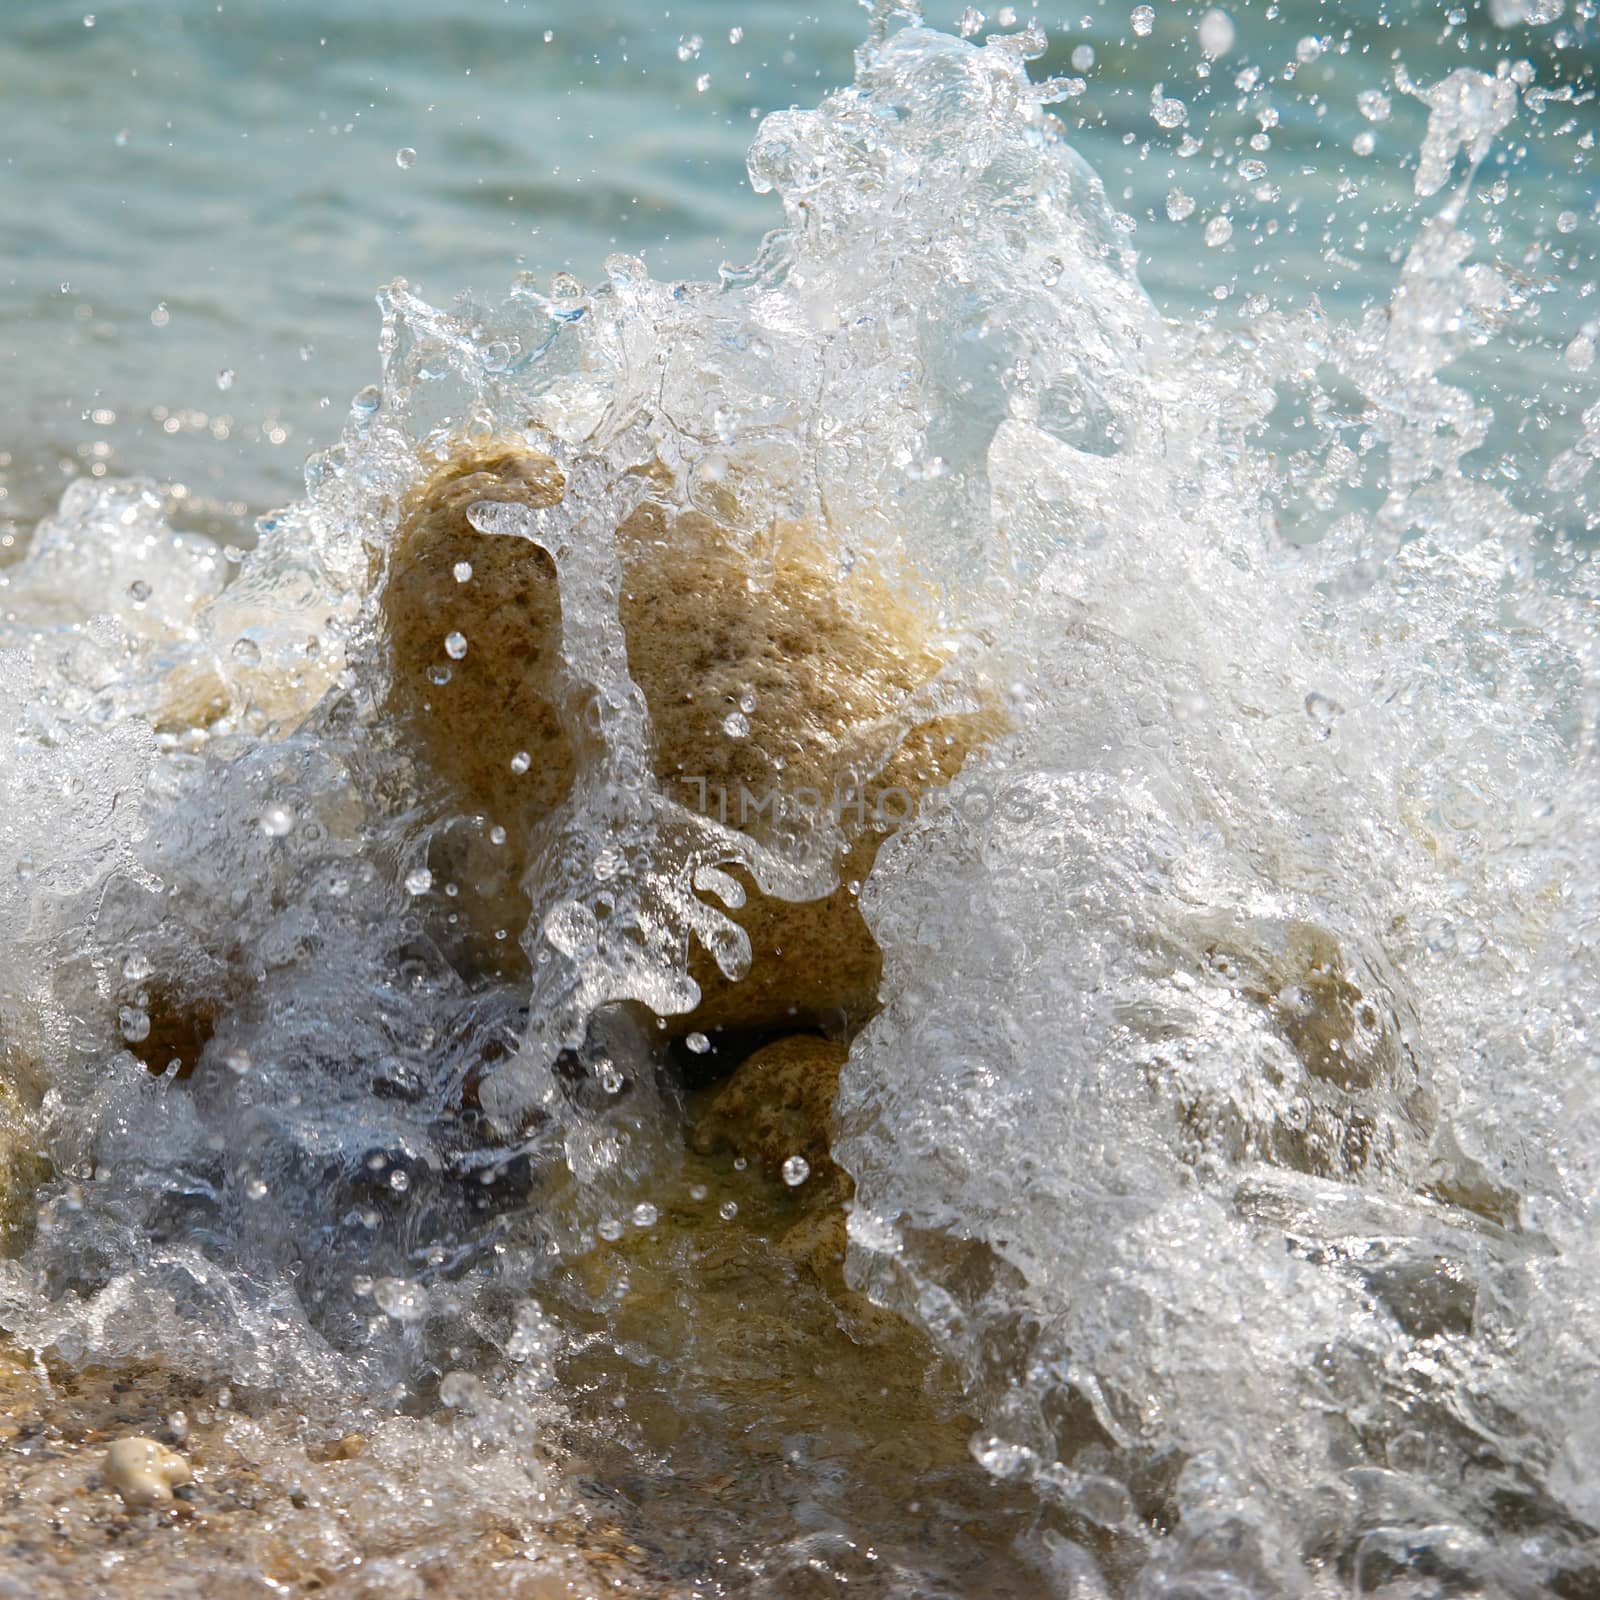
[104, 1436, 192, 1507]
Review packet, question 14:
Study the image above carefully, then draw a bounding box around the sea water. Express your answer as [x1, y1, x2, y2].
[2, 2, 1599, 1596]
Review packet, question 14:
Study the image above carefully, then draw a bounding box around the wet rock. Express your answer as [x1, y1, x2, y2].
[0, 1047, 47, 1253]
[104, 1435, 192, 1507]
[691, 1034, 849, 1189]
[382, 442, 1000, 1037]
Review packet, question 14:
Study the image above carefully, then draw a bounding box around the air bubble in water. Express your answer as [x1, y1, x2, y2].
[444, 631, 468, 660]
[1130, 6, 1155, 36]
[718, 1201, 738, 1220]
[686, 1031, 711, 1054]
[389, 1169, 411, 1193]
[1359, 88, 1392, 122]
[373, 1278, 429, 1321]
[1198, 9, 1235, 55]
[126, 578, 151, 604]
[632, 1203, 658, 1227]
[123, 952, 153, 982]
[510, 750, 531, 774]
[119, 1006, 151, 1044]
[452, 561, 473, 583]
[597, 1217, 624, 1241]
[259, 806, 294, 838]
[722, 710, 749, 738]
[439, 1372, 484, 1409]
[782, 1156, 811, 1187]
[396, 147, 417, 169]
[405, 867, 433, 896]
[231, 636, 261, 666]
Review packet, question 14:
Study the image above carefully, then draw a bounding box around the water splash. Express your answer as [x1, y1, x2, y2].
[0, 14, 1597, 1598]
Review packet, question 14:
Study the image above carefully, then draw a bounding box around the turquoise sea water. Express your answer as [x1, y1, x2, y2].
[3, 1, 1594, 524]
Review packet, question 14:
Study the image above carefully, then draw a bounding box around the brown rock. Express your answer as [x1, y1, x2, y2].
[381, 442, 1000, 1036]
[690, 1034, 850, 1186]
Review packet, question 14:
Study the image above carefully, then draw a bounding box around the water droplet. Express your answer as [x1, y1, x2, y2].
[782, 1155, 811, 1187]
[452, 560, 473, 583]
[597, 1217, 624, 1241]
[510, 750, 532, 774]
[83, 13, 95, 26]
[689, 1184, 708, 1202]
[632, 1202, 658, 1227]
[488, 824, 507, 846]
[244, 1176, 268, 1201]
[696, 72, 711, 93]
[396, 146, 417, 169]
[231, 636, 261, 667]
[1204, 215, 1234, 247]
[1557, 211, 1579, 234]
[216, 368, 235, 392]
[126, 578, 151, 604]
[119, 1006, 151, 1044]
[1353, 130, 1376, 156]
[114, 128, 129, 146]
[225, 1048, 252, 1076]
[1198, 9, 1235, 55]
[150, 303, 169, 328]
[718, 1200, 739, 1220]
[1071, 43, 1095, 71]
[259, 806, 294, 838]
[676, 33, 703, 61]
[958, 7, 985, 37]
[722, 710, 749, 738]
[1564, 333, 1595, 372]
[686, 1031, 711, 1054]
[123, 951, 153, 982]
[1130, 5, 1155, 37]
[388, 1168, 411, 1193]
[350, 384, 382, 417]
[444, 631, 468, 660]
[1166, 188, 1196, 221]
[728, 25, 744, 43]
[405, 867, 433, 896]
[373, 1277, 429, 1321]
[1295, 34, 1324, 62]
[1358, 88, 1392, 123]
[1152, 97, 1188, 129]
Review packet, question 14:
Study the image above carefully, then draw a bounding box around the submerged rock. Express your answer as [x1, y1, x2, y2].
[0, 1048, 46, 1253]
[691, 1034, 849, 1189]
[382, 443, 1001, 1039]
